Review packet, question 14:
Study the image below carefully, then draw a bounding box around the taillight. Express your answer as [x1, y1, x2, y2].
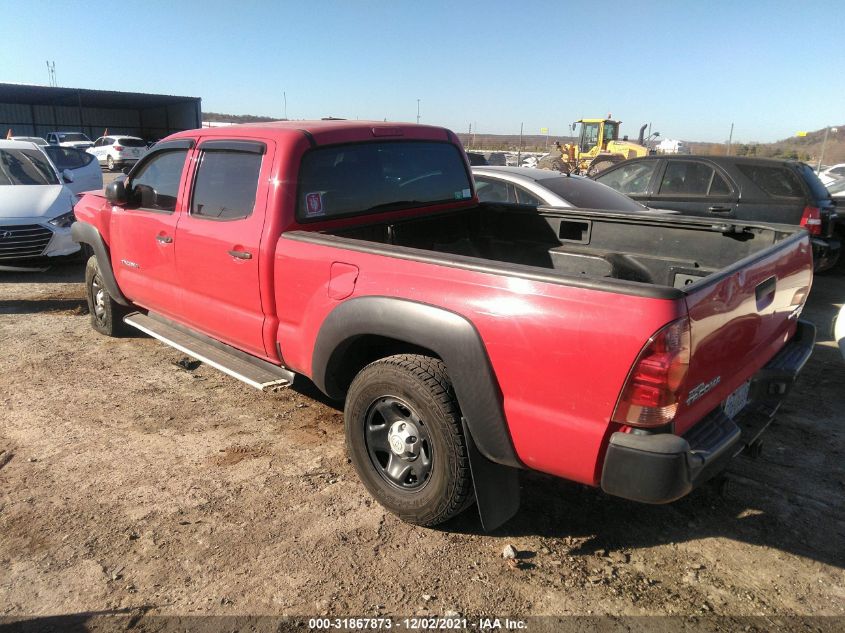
[800, 206, 822, 236]
[113, 145, 124, 151]
[612, 317, 691, 427]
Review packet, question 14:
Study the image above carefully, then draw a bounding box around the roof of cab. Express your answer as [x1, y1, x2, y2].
[167, 120, 456, 147]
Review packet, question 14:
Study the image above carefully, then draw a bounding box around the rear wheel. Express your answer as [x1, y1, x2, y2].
[85, 256, 129, 337]
[106, 155, 115, 171]
[345, 354, 473, 526]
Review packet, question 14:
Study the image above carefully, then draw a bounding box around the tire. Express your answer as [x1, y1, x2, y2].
[587, 155, 623, 177]
[106, 155, 115, 171]
[85, 255, 130, 337]
[345, 354, 474, 526]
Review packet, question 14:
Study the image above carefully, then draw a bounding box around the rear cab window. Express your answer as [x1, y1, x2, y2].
[296, 141, 472, 221]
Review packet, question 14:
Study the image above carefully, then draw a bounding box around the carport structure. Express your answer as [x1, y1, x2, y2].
[0, 83, 201, 143]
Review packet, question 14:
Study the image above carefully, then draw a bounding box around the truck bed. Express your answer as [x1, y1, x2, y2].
[320, 203, 803, 292]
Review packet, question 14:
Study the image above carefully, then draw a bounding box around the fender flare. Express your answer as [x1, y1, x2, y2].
[312, 296, 521, 470]
[71, 222, 130, 306]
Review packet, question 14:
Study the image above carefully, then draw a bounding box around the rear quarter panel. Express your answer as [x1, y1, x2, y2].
[273, 238, 684, 485]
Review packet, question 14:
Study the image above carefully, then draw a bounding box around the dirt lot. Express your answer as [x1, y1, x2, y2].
[0, 252, 843, 628]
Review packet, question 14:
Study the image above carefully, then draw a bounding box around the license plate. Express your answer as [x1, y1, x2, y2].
[723, 380, 751, 419]
[132, 150, 139, 156]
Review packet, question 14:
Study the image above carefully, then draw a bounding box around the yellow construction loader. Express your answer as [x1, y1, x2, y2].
[539, 116, 655, 176]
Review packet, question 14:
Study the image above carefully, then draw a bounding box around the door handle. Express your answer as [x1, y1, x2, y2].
[708, 206, 732, 213]
[156, 235, 173, 244]
[228, 250, 252, 260]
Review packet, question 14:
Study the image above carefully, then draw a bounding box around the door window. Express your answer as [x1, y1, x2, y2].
[658, 161, 732, 196]
[595, 161, 657, 195]
[129, 150, 188, 213]
[191, 150, 262, 221]
[579, 123, 600, 152]
[515, 186, 542, 206]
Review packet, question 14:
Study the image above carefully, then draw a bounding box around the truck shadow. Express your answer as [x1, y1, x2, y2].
[444, 455, 844, 570]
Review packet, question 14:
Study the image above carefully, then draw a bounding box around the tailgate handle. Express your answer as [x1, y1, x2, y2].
[755, 276, 777, 310]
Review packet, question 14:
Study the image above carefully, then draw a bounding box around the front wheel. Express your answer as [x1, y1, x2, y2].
[85, 255, 130, 337]
[106, 155, 115, 171]
[345, 354, 474, 526]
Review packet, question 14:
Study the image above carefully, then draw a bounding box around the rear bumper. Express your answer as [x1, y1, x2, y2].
[811, 236, 840, 272]
[600, 319, 816, 504]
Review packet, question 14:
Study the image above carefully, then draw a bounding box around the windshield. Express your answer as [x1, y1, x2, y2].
[118, 137, 147, 147]
[0, 149, 59, 186]
[297, 141, 472, 221]
[59, 133, 91, 143]
[13, 136, 48, 146]
[537, 175, 647, 212]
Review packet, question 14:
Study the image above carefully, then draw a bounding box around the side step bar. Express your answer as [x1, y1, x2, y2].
[124, 312, 294, 391]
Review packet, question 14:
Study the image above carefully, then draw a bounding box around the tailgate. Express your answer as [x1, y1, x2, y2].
[672, 232, 813, 435]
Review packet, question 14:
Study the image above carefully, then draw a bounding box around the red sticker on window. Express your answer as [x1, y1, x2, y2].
[305, 192, 325, 217]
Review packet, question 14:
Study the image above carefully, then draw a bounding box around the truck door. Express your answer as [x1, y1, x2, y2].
[647, 158, 739, 217]
[173, 139, 272, 358]
[109, 139, 194, 317]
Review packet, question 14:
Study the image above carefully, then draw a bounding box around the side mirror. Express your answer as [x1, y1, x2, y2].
[105, 180, 128, 204]
[62, 169, 74, 184]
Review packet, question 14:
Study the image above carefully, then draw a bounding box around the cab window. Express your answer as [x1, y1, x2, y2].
[129, 150, 188, 213]
[191, 150, 262, 221]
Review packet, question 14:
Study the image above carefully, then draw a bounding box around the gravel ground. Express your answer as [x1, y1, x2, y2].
[0, 247, 843, 629]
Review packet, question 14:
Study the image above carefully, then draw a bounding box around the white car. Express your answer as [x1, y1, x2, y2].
[0, 140, 80, 271]
[835, 304, 845, 361]
[88, 135, 148, 171]
[472, 166, 676, 214]
[9, 135, 48, 146]
[45, 131, 94, 150]
[41, 145, 103, 196]
[818, 163, 845, 186]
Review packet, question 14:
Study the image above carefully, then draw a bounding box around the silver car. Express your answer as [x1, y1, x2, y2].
[472, 166, 675, 214]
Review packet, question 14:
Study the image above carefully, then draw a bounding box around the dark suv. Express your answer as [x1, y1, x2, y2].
[593, 155, 840, 271]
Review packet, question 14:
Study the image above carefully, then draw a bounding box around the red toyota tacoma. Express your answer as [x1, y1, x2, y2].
[72, 121, 815, 530]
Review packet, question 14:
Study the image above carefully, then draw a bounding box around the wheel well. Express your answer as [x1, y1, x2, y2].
[324, 335, 440, 399]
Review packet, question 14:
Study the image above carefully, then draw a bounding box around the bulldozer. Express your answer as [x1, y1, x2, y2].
[538, 116, 655, 176]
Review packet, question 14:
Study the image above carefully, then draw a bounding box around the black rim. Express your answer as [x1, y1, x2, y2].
[363, 396, 433, 491]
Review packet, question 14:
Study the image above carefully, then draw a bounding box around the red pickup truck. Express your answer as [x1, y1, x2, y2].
[72, 121, 815, 530]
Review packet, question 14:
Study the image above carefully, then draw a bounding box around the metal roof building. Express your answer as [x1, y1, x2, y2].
[0, 83, 201, 142]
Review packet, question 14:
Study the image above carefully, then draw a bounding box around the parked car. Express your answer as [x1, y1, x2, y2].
[72, 121, 814, 530]
[41, 145, 103, 196]
[594, 155, 840, 271]
[46, 131, 94, 150]
[817, 163, 845, 186]
[473, 166, 675, 214]
[9, 135, 48, 146]
[0, 140, 80, 270]
[88, 136, 148, 171]
[466, 151, 488, 166]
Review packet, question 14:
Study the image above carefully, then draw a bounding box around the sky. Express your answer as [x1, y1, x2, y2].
[1, 0, 842, 143]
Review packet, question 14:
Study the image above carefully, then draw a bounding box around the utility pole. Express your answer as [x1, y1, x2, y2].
[283, 92, 287, 119]
[416, 99, 420, 124]
[817, 127, 838, 171]
[726, 122, 734, 155]
[46, 61, 56, 87]
[518, 122, 523, 165]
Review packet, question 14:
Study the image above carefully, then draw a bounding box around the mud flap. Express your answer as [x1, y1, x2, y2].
[462, 418, 520, 531]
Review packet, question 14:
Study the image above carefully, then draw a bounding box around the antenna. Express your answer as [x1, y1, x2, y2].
[46, 61, 57, 87]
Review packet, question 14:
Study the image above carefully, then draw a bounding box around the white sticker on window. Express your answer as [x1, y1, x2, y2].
[305, 192, 325, 217]
[462, 188, 471, 199]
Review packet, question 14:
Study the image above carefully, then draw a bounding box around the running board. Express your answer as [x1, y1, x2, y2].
[124, 312, 294, 391]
